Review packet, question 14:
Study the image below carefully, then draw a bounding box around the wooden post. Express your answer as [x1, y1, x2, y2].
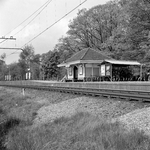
[22, 88, 25, 96]
[92, 64, 94, 77]
[110, 64, 112, 82]
[99, 64, 101, 81]
[140, 64, 143, 81]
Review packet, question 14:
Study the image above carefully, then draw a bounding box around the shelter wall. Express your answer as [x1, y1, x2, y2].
[66, 65, 85, 80]
[78, 65, 85, 80]
[66, 63, 102, 81]
[85, 64, 100, 77]
[67, 67, 73, 80]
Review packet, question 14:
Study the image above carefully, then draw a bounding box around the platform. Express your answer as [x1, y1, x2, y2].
[0, 80, 150, 92]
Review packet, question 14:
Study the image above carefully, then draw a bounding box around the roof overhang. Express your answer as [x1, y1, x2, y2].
[57, 63, 67, 67]
[58, 60, 103, 67]
[102, 59, 141, 66]
[58, 59, 141, 67]
[57, 60, 81, 67]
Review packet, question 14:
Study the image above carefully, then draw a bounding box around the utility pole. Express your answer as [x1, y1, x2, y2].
[0, 47, 23, 51]
[0, 36, 16, 40]
[0, 36, 16, 44]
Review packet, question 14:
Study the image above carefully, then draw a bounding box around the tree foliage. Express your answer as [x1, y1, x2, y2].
[40, 0, 150, 79]
[42, 51, 61, 80]
[55, 0, 150, 63]
[0, 54, 6, 80]
[3, 45, 41, 80]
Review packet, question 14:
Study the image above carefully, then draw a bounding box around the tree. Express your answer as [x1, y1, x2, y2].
[8, 63, 22, 80]
[117, 0, 150, 62]
[54, 2, 122, 60]
[18, 45, 41, 80]
[54, 36, 77, 63]
[20, 45, 34, 65]
[31, 54, 41, 80]
[0, 53, 6, 80]
[0, 53, 6, 60]
[42, 51, 60, 80]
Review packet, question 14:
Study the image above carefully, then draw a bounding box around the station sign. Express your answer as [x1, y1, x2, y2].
[101, 64, 111, 76]
[101, 64, 105, 76]
[106, 65, 111, 76]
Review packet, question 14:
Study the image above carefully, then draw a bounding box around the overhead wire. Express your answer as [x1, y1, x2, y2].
[6, 0, 88, 57]
[0, 0, 52, 44]
[7, 52, 19, 56]
[13, 0, 53, 36]
[3, 0, 51, 37]
[0, 39, 7, 44]
[22, 0, 88, 47]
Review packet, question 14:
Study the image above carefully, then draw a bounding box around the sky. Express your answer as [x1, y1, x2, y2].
[0, 0, 110, 64]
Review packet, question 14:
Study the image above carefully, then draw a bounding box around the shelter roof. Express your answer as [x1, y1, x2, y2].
[58, 48, 112, 67]
[103, 60, 141, 66]
[65, 48, 111, 63]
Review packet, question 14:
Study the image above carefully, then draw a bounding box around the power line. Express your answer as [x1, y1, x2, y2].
[0, 39, 7, 44]
[0, 47, 23, 57]
[22, 0, 88, 47]
[4, 0, 51, 37]
[0, 0, 52, 45]
[6, 0, 88, 57]
[13, 0, 53, 36]
[6, 49, 23, 57]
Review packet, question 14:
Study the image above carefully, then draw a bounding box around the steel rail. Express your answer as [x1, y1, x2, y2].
[1, 84, 150, 102]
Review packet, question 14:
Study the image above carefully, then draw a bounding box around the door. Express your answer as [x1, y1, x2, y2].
[74, 66, 78, 81]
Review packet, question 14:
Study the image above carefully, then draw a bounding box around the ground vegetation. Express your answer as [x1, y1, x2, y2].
[0, 87, 150, 150]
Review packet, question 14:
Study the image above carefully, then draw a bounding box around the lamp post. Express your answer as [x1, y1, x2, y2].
[140, 64, 143, 81]
[9, 67, 10, 81]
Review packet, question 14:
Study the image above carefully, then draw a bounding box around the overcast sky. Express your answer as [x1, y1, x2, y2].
[0, 0, 110, 64]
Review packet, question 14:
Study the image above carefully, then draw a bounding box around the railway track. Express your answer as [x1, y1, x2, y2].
[1, 83, 150, 102]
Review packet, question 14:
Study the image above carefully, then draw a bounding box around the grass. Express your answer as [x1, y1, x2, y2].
[0, 87, 150, 150]
[0, 87, 43, 124]
[5, 112, 150, 150]
[0, 87, 43, 149]
[0, 117, 21, 150]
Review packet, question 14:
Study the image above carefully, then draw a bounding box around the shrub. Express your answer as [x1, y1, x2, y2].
[0, 117, 21, 150]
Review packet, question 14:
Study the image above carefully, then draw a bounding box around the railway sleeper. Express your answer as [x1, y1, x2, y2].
[101, 94, 110, 98]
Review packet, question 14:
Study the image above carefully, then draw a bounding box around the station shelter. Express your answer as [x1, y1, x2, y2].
[58, 48, 141, 82]
[100, 60, 141, 81]
[58, 48, 112, 81]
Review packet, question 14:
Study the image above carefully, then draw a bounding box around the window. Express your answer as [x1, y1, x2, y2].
[79, 65, 83, 75]
[69, 67, 72, 76]
[106, 65, 111, 76]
